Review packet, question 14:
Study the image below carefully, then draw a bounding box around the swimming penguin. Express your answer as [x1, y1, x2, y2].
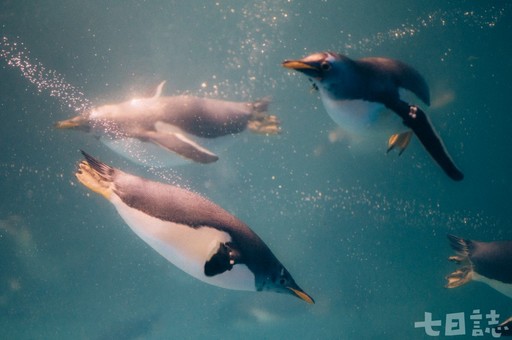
[446, 234, 512, 298]
[282, 52, 464, 181]
[75, 151, 314, 303]
[57, 81, 280, 167]
[446, 235, 512, 336]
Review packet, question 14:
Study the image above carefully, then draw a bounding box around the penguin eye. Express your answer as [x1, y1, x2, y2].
[279, 278, 286, 285]
[320, 61, 331, 71]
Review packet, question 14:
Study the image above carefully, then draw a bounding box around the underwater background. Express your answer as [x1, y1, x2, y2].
[0, 1, 511, 339]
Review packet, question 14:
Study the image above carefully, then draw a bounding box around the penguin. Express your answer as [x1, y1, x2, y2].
[446, 235, 512, 336]
[56, 81, 280, 167]
[282, 52, 464, 181]
[445, 234, 512, 298]
[75, 151, 314, 304]
[496, 316, 512, 336]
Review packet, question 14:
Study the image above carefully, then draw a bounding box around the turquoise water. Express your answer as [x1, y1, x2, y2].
[1, 1, 510, 339]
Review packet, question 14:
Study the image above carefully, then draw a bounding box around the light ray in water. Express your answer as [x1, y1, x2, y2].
[0, 36, 92, 114]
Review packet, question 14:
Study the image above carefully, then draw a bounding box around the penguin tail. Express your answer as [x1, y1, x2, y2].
[445, 234, 474, 289]
[76, 151, 115, 200]
[247, 97, 281, 135]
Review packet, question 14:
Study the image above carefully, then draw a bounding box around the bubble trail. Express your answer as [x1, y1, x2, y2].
[341, 6, 507, 53]
[0, 36, 92, 114]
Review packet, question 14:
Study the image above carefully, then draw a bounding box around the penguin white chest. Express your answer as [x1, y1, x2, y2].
[319, 92, 385, 134]
[109, 195, 256, 291]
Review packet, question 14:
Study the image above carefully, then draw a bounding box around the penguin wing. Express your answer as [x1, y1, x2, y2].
[136, 130, 219, 164]
[386, 100, 463, 181]
[359, 57, 431, 105]
[204, 241, 240, 277]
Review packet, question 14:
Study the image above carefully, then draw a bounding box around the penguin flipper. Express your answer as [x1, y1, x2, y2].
[204, 242, 238, 277]
[385, 100, 464, 181]
[360, 58, 431, 105]
[152, 81, 166, 98]
[140, 130, 219, 164]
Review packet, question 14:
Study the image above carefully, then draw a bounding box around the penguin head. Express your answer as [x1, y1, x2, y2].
[55, 104, 119, 132]
[283, 52, 357, 98]
[88, 104, 122, 120]
[261, 264, 315, 304]
[55, 104, 124, 133]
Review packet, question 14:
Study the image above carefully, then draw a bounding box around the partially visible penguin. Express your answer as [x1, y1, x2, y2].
[282, 52, 463, 181]
[56, 81, 280, 167]
[74, 151, 314, 303]
[446, 235, 512, 336]
[497, 317, 512, 337]
[446, 234, 512, 297]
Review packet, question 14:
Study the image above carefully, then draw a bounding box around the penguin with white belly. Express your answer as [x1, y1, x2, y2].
[446, 234, 512, 336]
[283, 52, 463, 181]
[75, 151, 314, 304]
[57, 82, 280, 167]
[446, 234, 512, 298]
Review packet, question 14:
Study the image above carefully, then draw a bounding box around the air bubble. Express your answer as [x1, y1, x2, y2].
[0, 36, 92, 114]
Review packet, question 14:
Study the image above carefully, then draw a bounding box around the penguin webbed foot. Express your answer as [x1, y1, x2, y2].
[247, 97, 281, 135]
[448, 255, 465, 264]
[445, 267, 472, 288]
[204, 242, 239, 277]
[75, 153, 114, 200]
[387, 131, 413, 156]
[248, 112, 281, 135]
[445, 235, 474, 288]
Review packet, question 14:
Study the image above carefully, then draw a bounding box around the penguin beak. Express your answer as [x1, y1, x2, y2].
[288, 286, 315, 304]
[55, 116, 90, 131]
[282, 60, 322, 78]
[282, 60, 317, 70]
